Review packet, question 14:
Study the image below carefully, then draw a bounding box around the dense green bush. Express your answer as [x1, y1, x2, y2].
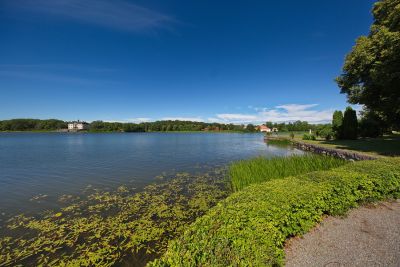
[229, 155, 345, 191]
[316, 125, 334, 140]
[150, 158, 400, 266]
[302, 133, 316, 140]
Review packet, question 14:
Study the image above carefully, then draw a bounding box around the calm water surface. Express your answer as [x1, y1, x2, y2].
[0, 132, 302, 217]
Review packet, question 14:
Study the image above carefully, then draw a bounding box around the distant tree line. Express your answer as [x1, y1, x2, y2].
[90, 120, 247, 132]
[0, 119, 67, 131]
[0, 119, 249, 132]
[264, 121, 323, 132]
[0, 118, 336, 133]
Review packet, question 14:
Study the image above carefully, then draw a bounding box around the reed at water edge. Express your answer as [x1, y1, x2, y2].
[229, 154, 346, 191]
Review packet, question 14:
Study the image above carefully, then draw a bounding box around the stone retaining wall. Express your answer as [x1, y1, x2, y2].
[292, 141, 377, 161]
[264, 136, 377, 161]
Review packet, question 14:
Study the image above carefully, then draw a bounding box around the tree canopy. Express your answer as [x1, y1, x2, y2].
[336, 0, 400, 128]
[0, 119, 67, 131]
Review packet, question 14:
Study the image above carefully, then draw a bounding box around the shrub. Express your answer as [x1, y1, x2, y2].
[290, 132, 295, 139]
[150, 158, 400, 266]
[302, 133, 316, 140]
[317, 125, 334, 140]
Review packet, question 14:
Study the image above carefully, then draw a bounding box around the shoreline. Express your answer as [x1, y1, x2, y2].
[0, 130, 258, 134]
[265, 135, 378, 160]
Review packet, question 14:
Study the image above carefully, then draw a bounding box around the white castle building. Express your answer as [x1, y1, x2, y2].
[67, 120, 89, 131]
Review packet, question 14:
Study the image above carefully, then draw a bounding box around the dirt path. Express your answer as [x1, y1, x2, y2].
[285, 200, 400, 267]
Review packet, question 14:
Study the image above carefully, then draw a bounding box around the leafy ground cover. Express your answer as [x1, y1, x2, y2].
[0, 171, 229, 266]
[150, 157, 400, 266]
[229, 155, 346, 191]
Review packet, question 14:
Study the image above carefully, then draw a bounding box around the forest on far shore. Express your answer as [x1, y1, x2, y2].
[0, 118, 323, 133]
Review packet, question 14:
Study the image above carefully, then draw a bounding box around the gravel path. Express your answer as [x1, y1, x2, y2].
[285, 200, 400, 267]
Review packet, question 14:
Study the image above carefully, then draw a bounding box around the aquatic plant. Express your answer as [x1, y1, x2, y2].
[0, 170, 229, 266]
[229, 154, 346, 191]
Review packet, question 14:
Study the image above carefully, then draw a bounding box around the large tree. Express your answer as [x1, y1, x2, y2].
[336, 0, 400, 129]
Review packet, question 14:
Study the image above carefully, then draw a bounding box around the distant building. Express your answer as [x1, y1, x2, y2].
[68, 121, 89, 131]
[259, 125, 271, 132]
[272, 127, 279, 132]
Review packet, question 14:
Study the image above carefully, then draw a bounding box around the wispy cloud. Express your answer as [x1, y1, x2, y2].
[161, 117, 204, 122]
[216, 114, 258, 121]
[6, 0, 176, 32]
[215, 104, 333, 124]
[103, 104, 334, 125]
[104, 118, 152, 123]
[128, 118, 152, 123]
[0, 64, 117, 85]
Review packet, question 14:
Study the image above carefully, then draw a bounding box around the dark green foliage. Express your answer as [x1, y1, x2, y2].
[150, 158, 400, 266]
[332, 110, 343, 138]
[0, 119, 247, 133]
[229, 155, 346, 191]
[245, 123, 256, 132]
[342, 107, 358, 139]
[265, 120, 322, 132]
[336, 0, 400, 128]
[0, 119, 67, 131]
[359, 110, 385, 137]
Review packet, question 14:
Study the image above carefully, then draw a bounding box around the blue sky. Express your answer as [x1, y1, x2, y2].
[0, 0, 375, 124]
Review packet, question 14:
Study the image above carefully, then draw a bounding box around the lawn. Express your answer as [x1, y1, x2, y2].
[295, 134, 400, 157]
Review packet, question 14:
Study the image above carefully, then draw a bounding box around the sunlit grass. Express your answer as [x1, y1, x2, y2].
[229, 154, 346, 191]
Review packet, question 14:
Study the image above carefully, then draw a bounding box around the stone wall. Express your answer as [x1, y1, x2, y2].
[292, 141, 377, 161]
[263, 136, 377, 161]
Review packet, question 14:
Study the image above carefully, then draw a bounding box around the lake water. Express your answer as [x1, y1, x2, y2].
[0, 132, 302, 217]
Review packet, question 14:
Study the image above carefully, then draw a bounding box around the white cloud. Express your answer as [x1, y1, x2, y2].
[7, 0, 176, 32]
[161, 117, 204, 122]
[216, 114, 258, 121]
[127, 118, 152, 123]
[104, 118, 152, 123]
[215, 104, 333, 124]
[275, 104, 318, 112]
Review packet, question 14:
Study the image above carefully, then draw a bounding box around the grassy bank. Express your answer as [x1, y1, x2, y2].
[295, 134, 400, 157]
[150, 157, 400, 266]
[229, 155, 346, 191]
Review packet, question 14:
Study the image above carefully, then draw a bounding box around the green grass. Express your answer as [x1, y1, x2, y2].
[296, 134, 400, 157]
[229, 155, 346, 191]
[150, 157, 400, 266]
[265, 138, 292, 147]
[268, 131, 308, 138]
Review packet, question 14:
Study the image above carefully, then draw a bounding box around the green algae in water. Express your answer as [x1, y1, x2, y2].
[0, 170, 229, 266]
